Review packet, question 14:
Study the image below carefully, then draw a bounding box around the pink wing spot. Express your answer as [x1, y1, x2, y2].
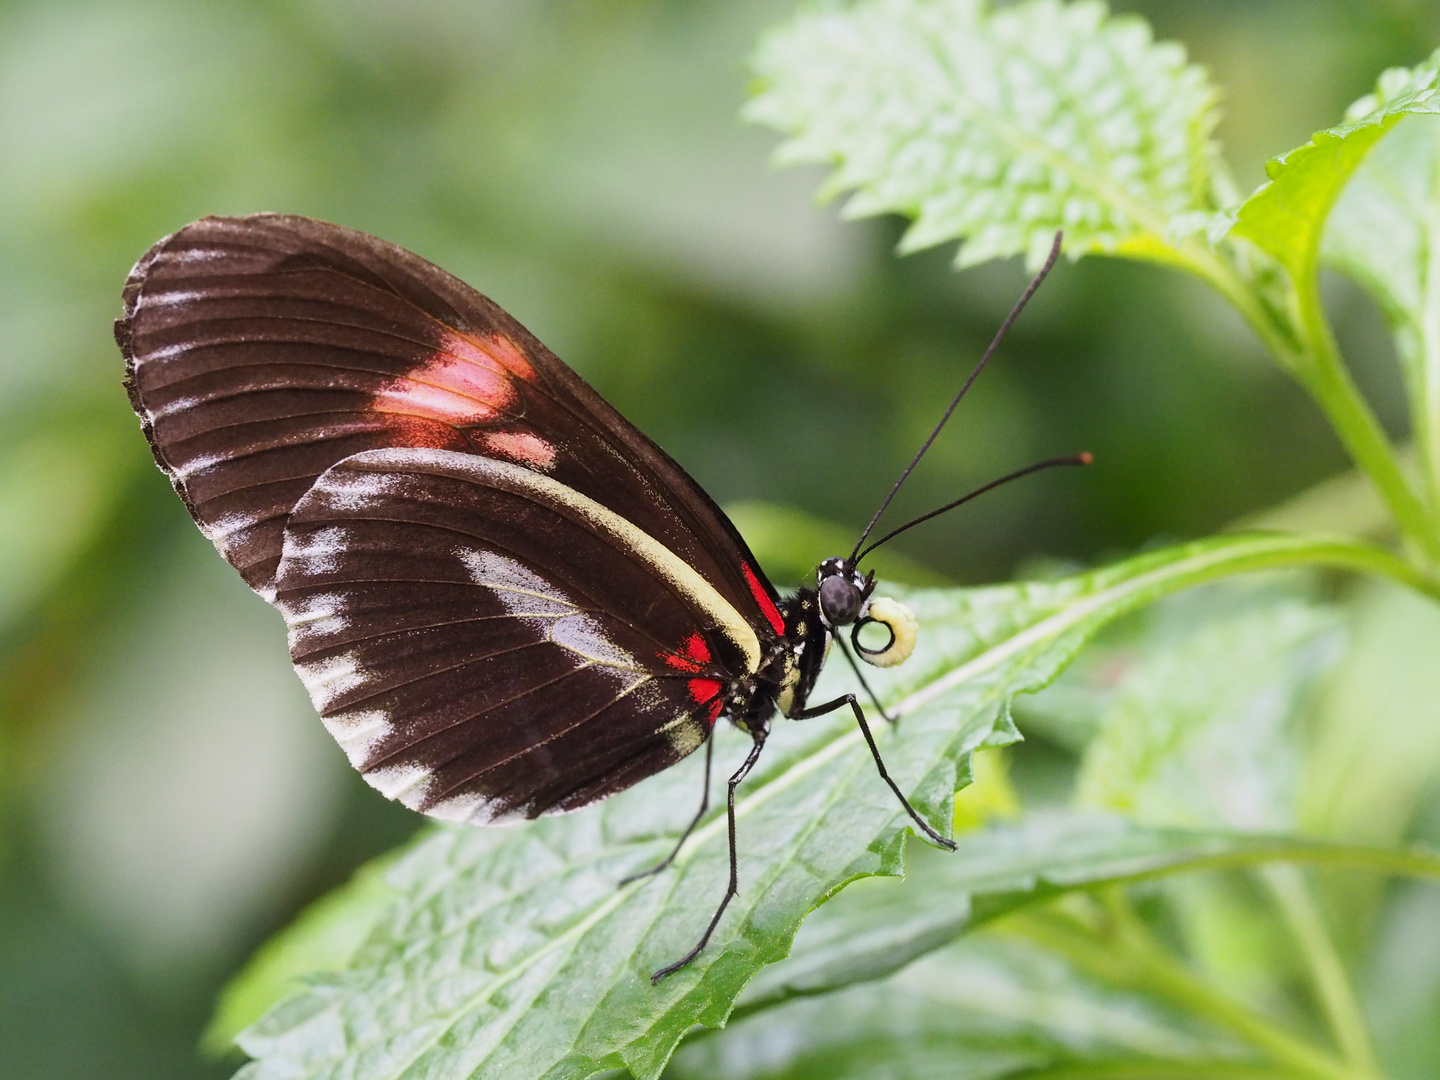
[373, 345, 518, 426]
[479, 430, 557, 471]
[743, 563, 785, 636]
[438, 330, 537, 381]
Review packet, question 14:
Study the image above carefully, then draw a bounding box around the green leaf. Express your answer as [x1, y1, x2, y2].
[670, 935, 1236, 1080]
[734, 812, 1440, 1017]
[229, 533, 1422, 1080]
[203, 855, 401, 1058]
[745, 0, 1223, 269]
[1231, 48, 1440, 284]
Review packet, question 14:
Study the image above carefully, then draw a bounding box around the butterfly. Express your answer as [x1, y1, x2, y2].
[117, 215, 1078, 980]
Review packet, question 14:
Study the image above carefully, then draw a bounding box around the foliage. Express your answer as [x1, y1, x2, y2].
[6, 1, 1440, 1078]
[202, 4, 1440, 1079]
[746, 0, 1228, 269]
[228, 535, 1417, 1079]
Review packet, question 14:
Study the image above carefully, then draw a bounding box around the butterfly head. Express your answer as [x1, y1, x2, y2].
[815, 557, 917, 669]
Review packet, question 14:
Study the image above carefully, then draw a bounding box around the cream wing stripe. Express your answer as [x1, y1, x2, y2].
[322, 447, 762, 673]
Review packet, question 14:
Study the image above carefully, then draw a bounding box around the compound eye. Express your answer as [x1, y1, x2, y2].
[818, 574, 862, 626]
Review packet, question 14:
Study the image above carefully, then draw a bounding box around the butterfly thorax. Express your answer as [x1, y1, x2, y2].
[723, 556, 921, 736]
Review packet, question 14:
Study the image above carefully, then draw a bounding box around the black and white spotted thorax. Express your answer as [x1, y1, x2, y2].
[725, 556, 919, 736]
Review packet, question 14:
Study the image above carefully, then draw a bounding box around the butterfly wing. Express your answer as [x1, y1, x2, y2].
[276, 447, 757, 821]
[118, 214, 785, 649]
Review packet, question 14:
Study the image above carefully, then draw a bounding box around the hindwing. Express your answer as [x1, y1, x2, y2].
[275, 448, 758, 822]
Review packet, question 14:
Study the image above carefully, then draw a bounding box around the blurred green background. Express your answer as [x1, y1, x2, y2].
[2, 1, 1439, 1076]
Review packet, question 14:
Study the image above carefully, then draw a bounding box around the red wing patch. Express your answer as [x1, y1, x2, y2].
[743, 563, 785, 636]
[663, 633, 724, 725]
[687, 677, 725, 726]
[662, 631, 713, 673]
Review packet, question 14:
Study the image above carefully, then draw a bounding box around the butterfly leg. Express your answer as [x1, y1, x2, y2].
[790, 694, 956, 851]
[651, 730, 767, 984]
[621, 734, 715, 886]
[836, 635, 897, 726]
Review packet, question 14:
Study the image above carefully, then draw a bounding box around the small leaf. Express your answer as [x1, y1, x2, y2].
[1324, 115, 1440, 350]
[1323, 108, 1440, 509]
[229, 533, 1404, 1080]
[745, 0, 1222, 269]
[1231, 48, 1440, 283]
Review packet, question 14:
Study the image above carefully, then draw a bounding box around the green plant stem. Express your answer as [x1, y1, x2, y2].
[1292, 274, 1440, 566]
[1101, 890, 1372, 1080]
[1138, 531, 1440, 606]
[1261, 867, 1382, 1079]
[1002, 907, 1361, 1080]
[1419, 196, 1440, 519]
[1182, 239, 1440, 569]
[1181, 240, 1304, 367]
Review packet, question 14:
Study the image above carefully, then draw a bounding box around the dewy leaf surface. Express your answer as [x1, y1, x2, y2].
[1231, 48, 1440, 282]
[745, 0, 1222, 269]
[230, 533, 1410, 1080]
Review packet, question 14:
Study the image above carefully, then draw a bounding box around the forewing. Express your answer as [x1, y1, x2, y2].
[119, 214, 785, 640]
[274, 448, 753, 822]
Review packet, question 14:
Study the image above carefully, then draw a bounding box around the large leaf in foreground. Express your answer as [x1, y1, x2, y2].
[745, 0, 1222, 269]
[231, 533, 1411, 1080]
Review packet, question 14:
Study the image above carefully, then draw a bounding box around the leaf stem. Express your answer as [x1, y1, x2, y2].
[1261, 867, 1382, 1079]
[1180, 241, 1304, 366]
[894, 533, 1440, 723]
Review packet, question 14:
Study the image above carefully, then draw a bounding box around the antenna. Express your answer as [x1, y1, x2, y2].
[849, 230, 1064, 562]
[855, 452, 1091, 564]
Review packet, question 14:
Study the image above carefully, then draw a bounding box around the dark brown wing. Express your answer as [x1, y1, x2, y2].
[275, 448, 756, 821]
[118, 214, 785, 649]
